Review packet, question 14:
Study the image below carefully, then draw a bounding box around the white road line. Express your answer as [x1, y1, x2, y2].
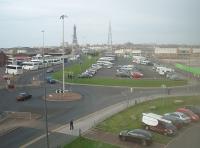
[19, 133, 50, 148]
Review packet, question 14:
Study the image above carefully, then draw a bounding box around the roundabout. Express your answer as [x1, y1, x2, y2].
[46, 92, 82, 101]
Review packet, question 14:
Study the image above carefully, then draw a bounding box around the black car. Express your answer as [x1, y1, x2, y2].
[119, 129, 152, 146]
[163, 115, 184, 129]
[184, 105, 200, 117]
[16, 92, 32, 101]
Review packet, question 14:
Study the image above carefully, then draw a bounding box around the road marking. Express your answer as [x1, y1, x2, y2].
[19, 134, 49, 148]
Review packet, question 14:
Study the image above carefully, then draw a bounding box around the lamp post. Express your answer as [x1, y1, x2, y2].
[42, 30, 49, 148]
[60, 15, 68, 92]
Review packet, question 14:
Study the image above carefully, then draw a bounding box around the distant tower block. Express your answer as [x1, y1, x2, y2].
[107, 21, 112, 51]
[72, 25, 78, 45]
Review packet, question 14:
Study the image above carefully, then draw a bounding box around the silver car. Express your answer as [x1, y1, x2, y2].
[164, 112, 191, 124]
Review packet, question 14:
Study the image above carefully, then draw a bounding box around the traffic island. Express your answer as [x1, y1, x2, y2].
[46, 92, 82, 101]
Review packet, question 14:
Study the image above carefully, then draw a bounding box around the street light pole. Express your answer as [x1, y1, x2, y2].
[42, 30, 50, 148]
[60, 15, 67, 92]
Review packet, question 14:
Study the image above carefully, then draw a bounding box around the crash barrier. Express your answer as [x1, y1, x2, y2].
[4, 111, 32, 120]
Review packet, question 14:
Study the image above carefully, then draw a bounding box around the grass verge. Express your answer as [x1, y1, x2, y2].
[53, 55, 98, 79]
[66, 77, 187, 87]
[64, 137, 119, 148]
[96, 95, 200, 144]
[176, 63, 200, 75]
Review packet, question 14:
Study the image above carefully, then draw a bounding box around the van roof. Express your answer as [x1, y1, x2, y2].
[143, 113, 171, 123]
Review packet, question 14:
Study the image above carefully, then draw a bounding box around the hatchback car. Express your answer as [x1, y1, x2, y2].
[16, 92, 32, 101]
[46, 67, 54, 73]
[184, 105, 200, 117]
[162, 114, 184, 129]
[164, 112, 191, 124]
[46, 77, 56, 84]
[176, 108, 199, 122]
[119, 129, 152, 146]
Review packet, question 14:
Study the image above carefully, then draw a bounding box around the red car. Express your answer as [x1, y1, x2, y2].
[176, 108, 199, 122]
[131, 72, 143, 79]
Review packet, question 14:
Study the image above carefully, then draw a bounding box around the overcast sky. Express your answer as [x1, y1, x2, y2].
[0, 0, 199, 48]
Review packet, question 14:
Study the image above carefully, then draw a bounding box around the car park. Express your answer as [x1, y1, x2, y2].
[184, 105, 200, 117]
[164, 112, 191, 125]
[176, 108, 199, 122]
[142, 113, 177, 136]
[119, 129, 153, 146]
[16, 92, 32, 101]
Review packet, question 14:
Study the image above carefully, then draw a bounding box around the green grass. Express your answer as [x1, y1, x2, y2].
[66, 77, 187, 87]
[53, 55, 98, 79]
[96, 95, 200, 144]
[64, 137, 119, 148]
[176, 63, 200, 75]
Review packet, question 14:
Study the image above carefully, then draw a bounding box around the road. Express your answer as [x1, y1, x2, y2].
[0, 60, 200, 148]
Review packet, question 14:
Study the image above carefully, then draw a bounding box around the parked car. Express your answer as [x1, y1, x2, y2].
[184, 105, 200, 117]
[164, 112, 191, 125]
[46, 67, 54, 73]
[78, 72, 93, 78]
[16, 92, 32, 101]
[131, 71, 143, 79]
[119, 129, 152, 146]
[116, 70, 130, 77]
[162, 114, 184, 129]
[142, 113, 177, 136]
[176, 108, 199, 122]
[3, 74, 13, 80]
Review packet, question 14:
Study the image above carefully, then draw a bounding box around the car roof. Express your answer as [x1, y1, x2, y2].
[129, 129, 151, 137]
[19, 92, 28, 95]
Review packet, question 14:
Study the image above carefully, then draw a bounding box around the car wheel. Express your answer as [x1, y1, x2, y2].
[141, 140, 147, 146]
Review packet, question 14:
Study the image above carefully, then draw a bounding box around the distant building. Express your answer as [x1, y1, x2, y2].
[154, 47, 200, 58]
[154, 47, 178, 58]
[115, 48, 142, 56]
[0, 51, 8, 67]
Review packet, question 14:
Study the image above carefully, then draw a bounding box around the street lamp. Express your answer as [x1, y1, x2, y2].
[42, 30, 50, 148]
[60, 15, 68, 92]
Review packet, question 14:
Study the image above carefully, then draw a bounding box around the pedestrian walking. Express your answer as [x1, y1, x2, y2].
[70, 119, 74, 130]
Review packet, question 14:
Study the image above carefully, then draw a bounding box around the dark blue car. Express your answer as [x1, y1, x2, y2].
[46, 77, 56, 84]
